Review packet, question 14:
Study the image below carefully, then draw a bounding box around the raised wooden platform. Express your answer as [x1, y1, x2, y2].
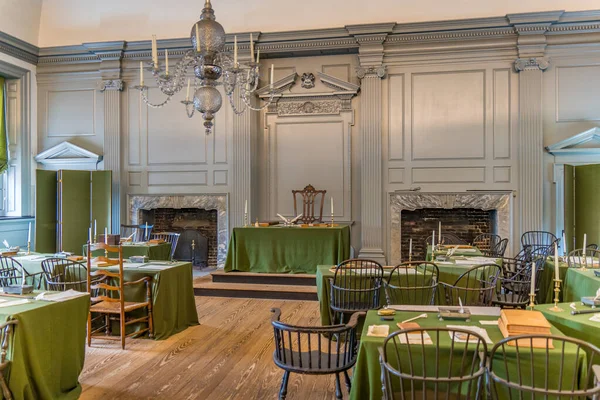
[194, 270, 318, 301]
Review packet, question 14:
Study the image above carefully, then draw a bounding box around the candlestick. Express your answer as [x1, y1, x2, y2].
[89, 227, 92, 245]
[186, 79, 191, 101]
[562, 230, 567, 256]
[548, 279, 564, 312]
[244, 200, 249, 227]
[554, 243, 559, 280]
[583, 234, 588, 270]
[27, 222, 31, 244]
[27, 240, 30, 255]
[530, 260, 536, 297]
[250, 33, 254, 63]
[527, 293, 536, 310]
[438, 221, 441, 244]
[165, 49, 169, 75]
[104, 227, 108, 244]
[94, 219, 97, 242]
[140, 61, 144, 86]
[331, 197, 334, 216]
[145, 221, 149, 241]
[234, 36, 238, 66]
[432, 230, 436, 253]
[409, 238, 413, 262]
[270, 64, 274, 86]
[195, 24, 200, 52]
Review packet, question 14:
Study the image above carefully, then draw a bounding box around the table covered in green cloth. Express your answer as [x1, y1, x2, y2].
[563, 268, 600, 302]
[432, 257, 502, 288]
[225, 225, 350, 273]
[91, 261, 199, 340]
[350, 309, 586, 400]
[83, 242, 172, 260]
[316, 265, 433, 326]
[426, 245, 482, 261]
[538, 302, 600, 348]
[0, 293, 89, 400]
[540, 259, 569, 303]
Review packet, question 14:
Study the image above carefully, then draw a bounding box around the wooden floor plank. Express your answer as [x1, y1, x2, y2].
[79, 297, 347, 400]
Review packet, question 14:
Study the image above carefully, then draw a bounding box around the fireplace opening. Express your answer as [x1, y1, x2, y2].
[400, 208, 497, 260]
[138, 208, 218, 268]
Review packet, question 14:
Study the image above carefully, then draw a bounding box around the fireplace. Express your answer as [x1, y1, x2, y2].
[401, 208, 497, 260]
[139, 208, 217, 268]
[128, 194, 228, 268]
[389, 192, 512, 264]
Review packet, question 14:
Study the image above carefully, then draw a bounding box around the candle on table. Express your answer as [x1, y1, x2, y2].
[432, 230, 436, 249]
[270, 64, 274, 86]
[104, 227, 108, 245]
[244, 200, 248, 214]
[250, 33, 254, 63]
[94, 219, 97, 239]
[438, 221, 441, 243]
[165, 49, 169, 75]
[234, 36, 238, 66]
[554, 243, 559, 281]
[409, 238, 413, 258]
[331, 197, 334, 216]
[195, 24, 200, 52]
[583, 233, 587, 252]
[140, 62, 144, 86]
[562, 230, 567, 256]
[145, 222, 148, 241]
[88, 227, 92, 244]
[186, 79, 191, 101]
[530, 260, 536, 296]
[27, 222, 31, 243]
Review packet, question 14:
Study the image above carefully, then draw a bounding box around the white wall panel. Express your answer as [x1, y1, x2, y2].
[47, 89, 95, 137]
[148, 170, 208, 186]
[412, 167, 485, 183]
[388, 74, 404, 161]
[412, 71, 485, 160]
[493, 69, 511, 159]
[556, 65, 600, 121]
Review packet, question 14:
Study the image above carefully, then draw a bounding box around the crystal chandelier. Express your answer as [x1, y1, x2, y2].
[134, 0, 276, 134]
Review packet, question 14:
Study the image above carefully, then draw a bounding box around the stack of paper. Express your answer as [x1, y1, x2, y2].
[447, 325, 493, 344]
[35, 290, 88, 302]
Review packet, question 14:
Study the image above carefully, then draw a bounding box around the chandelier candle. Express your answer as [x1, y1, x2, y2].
[186, 79, 191, 101]
[256, 49, 260, 63]
[140, 62, 144, 85]
[270, 64, 274, 85]
[234, 36, 238, 66]
[250, 33, 254, 62]
[195, 23, 200, 52]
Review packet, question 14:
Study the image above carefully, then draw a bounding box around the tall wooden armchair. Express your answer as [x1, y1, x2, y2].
[86, 243, 153, 349]
[292, 184, 326, 224]
[0, 320, 16, 400]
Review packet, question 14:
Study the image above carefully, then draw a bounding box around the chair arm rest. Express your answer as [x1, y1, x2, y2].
[346, 312, 366, 329]
[123, 276, 152, 287]
[270, 308, 281, 322]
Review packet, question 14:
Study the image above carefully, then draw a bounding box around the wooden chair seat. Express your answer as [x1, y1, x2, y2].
[90, 300, 151, 314]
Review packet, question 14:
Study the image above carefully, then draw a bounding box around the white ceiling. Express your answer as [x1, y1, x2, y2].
[2, 0, 600, 47]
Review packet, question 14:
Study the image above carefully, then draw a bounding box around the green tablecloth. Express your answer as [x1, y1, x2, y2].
[563, 268, 600, 302]
[426, 245, 483, 261]
[225, 226, 351, 273]
[83, 243, 172, 260]
[538, 302, 600, 348]
[95, 261, 199, 340]
[1, 293, 89, 400]
[539, 260, 569, 304]
[350, 309, 585, 400]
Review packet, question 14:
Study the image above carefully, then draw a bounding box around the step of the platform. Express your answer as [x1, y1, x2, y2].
[210, 270, 317, 286]
[194, 279, 318, 301]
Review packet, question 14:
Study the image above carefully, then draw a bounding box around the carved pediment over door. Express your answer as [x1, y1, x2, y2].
[35, 141, 103, 170]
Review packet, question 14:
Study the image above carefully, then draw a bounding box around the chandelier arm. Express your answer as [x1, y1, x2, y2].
[226, 93, 247, 115]
[239, 90, 276, 112]
[140, 88, 173, 108]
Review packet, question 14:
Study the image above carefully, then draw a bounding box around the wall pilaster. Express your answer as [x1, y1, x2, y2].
[230, 88, 253, 229]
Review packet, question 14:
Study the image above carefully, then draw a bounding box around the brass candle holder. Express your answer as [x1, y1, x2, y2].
[527, 293, 536, 310]
[27, 241, 31, 255]
[244, 212, 249, 227]
[548, 279, 564, 312]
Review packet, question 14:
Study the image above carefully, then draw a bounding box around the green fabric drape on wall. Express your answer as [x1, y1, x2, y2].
[0, 77, 9, 174]
[564, 164, 575, 253]
[574, 164, 600, 247]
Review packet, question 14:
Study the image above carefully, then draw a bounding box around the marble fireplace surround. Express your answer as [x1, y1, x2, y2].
[128, 194, 229, 268]
[389, 192, 512, 265]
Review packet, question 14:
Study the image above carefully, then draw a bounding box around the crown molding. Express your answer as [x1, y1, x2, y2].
[0, 31, 39, 65]
[0, 8, 594, 69]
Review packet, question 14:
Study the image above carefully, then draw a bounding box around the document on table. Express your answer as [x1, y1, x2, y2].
[447, 325, 493, 344]
[138, 264, 175, 270]
[16, 255, 49, 261]
[0, 299, 30, 307]
[35, 290, 89, 302]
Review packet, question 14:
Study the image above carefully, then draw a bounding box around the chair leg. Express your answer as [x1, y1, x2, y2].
[343, 370, 352, 392]
[0, 373, 12, 400]
[279, 371, 290, 400]
[335, 373, 343, 400]
[87, 312, 92, 347]
[120, 311, 126, 350]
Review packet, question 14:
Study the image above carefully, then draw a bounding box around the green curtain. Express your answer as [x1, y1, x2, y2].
[574, 164, 600, 247]
[0, 77, 8, 174]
